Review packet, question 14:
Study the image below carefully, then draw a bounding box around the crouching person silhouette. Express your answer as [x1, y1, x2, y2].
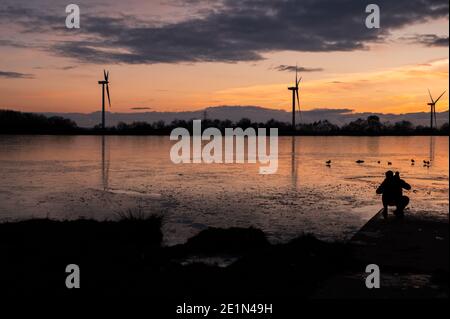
[376, 171, 411, 219]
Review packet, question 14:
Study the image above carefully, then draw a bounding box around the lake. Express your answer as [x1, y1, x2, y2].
[0, 135, 448, 245]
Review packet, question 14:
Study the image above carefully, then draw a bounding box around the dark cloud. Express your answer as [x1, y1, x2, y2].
[130, 107, 152, 110]
[0, 70, 34, 79]
[1, 0, 448, 64]
[0, 39, 32, 48]
[33, 65, 77, 70]
[275, 65, 324, 72]
[401, 34, 449, 47]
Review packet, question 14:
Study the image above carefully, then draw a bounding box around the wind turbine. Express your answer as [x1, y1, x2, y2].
[427, 89, 445, 130]
[288, 65, 301, 131]
[98, 70, 111, 130]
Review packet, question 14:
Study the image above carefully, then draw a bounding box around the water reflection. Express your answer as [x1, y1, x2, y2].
[366, 137, 380, 155]
[429, 136, 435, 162]
[0, 135, 448, 245]
[101, 136, 110, 191]
[291, 136, 298, 189]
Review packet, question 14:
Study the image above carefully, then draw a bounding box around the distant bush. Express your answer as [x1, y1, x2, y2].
[1, 109, 448, 135]
[0, 109, 78, 133]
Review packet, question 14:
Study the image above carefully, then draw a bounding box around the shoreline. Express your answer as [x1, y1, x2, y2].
[1, 132, 449, 137]
[316, 210, 449, 298]
[1, 109, 449, 137]
[0, 209, 447, 297]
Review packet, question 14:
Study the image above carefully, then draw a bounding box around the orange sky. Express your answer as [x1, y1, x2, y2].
[0, 1, 448, 114]
[211, 58, 449, 114]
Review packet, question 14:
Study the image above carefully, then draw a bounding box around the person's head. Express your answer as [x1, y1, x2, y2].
[385, 170, 394, 179]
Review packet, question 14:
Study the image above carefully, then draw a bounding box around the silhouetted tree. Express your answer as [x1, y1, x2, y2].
[236, 118, 252, 129]
[0, 110, 78, 133]
[393, 120, 414, 133]
[1, 110, 448, 136]
[367, 115, 382, 133]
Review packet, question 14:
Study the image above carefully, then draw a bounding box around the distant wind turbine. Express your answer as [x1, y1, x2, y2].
[288, 65, 301, 131]
[98, 70, 111, 130]
[427, 89, 445, 130]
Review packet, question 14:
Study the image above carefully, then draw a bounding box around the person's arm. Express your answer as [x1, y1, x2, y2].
[401, 180, 411, 190]
[376, 181, 385, 194]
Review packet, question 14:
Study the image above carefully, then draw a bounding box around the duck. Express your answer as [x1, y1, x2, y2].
[356, 160, 364, 164]
[326, 160, 332, 164]
[387, 162, 392, 165]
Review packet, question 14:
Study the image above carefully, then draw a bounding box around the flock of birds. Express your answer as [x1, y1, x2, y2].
[325, 158, 432, 168]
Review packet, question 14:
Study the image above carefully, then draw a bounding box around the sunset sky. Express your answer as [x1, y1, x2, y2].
[0, 0, 448, 114]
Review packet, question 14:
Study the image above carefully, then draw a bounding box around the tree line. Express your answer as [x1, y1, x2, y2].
[1, 110, 448, 135]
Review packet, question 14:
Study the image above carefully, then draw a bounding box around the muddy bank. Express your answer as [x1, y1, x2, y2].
[0, 212, 447, 298]
[316, 211, 449, 298]
[0, 216, 352, 296]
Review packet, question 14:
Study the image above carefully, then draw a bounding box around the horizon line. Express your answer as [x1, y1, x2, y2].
[1, 106, 449, 116]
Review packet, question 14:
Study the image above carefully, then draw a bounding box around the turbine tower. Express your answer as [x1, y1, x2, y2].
[288, 66, 301, 131]
[98, 70, 111, 130]
[427, 89, 445, 130]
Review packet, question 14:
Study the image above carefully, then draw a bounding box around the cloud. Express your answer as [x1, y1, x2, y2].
[401, 34, 449, 47]
[1, 0, 448, 64]
[0, 39, 32, 48]
[0, 70, 34, 79]
[33, 65, 77, 70]
[130, 107, 152, 110]
[60, 66, 77, 70]
[274, 65, 324, 73]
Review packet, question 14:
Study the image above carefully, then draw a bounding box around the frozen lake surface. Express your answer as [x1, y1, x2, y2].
[0, 135, 448, 245]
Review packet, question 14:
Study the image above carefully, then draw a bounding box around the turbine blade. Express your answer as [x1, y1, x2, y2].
[106, 84, 111, 108]
[434, 90, 446, 103]
[428, 89, 434, 103]
[295, 63, 298, 83]
[104, 70, 107, 81]
[297, 76, 302, 87]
